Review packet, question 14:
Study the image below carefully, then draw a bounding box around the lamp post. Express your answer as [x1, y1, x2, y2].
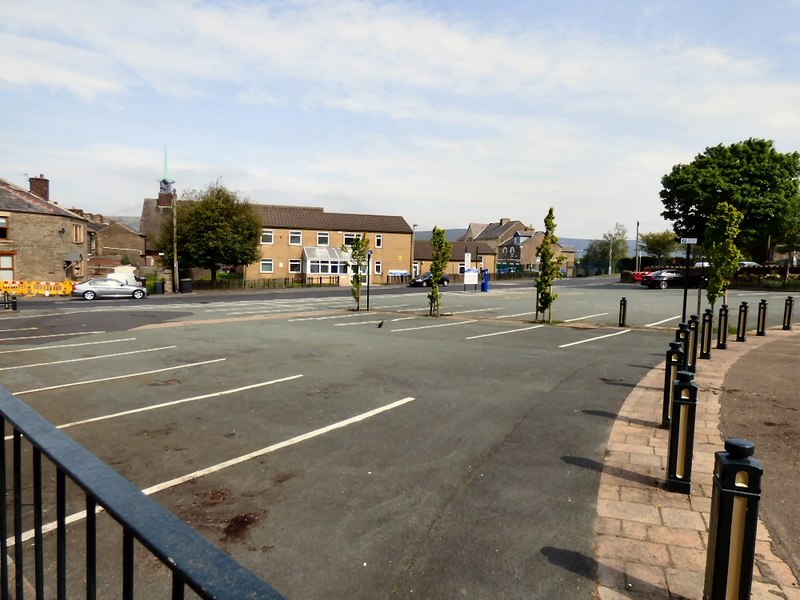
[635, 220, 640, 273]
[366, 250, 372, 311]
[410, 224, 418, 280]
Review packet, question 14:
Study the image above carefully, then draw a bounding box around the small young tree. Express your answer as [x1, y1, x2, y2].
[343, 234, 370, 311]
[428, 226, 452, 317]
[704, 202, 744, 308]
[534, 207, 565, 322]
[639, 230, 679, 265]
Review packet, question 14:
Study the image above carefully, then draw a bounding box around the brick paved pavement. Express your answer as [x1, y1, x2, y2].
[593, 327, 800, 599]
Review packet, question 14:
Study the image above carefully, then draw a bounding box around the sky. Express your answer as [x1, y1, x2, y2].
[1, 0, 798, 239]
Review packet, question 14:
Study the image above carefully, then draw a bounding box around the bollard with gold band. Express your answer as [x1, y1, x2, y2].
[665, 370, 697, 494]
[703, 438, 763, 600]
[735, 301, 748, 342]
[687, 314, 700, 373]
[783, 296, 794, 331]
[756, 299, 767, 336]
[700, 308, 713, 359]
[661, 342, 684, 430]
[674, 322, 690, 370]
[716, 304, 729, 350]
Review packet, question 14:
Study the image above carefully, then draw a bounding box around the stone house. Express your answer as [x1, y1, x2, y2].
[413, 240, 496, 276]
[497, 231, 575, 276]
[0, 175, 88, 282]
[458, 217, 536, 251]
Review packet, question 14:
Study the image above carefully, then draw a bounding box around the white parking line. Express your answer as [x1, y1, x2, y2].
[0, 346, 176, 371]
[495, 311, 537, 319]
[466, 325, 544, 340]
[564, 312, 609, 322]
[452, 307, 500, 315]
[0, 331, 105, 342]
[288, 314, 362, 322]
[7, 396, 415, 547]
[392, 320, 478, 332]
[0, 338, 136, 355]
[13, 358, 226, 396]
[558, 330, 631, 348]
[0, 327, 37, 333]
[645, 315, 681, 327]
[334, 320, 384, 327]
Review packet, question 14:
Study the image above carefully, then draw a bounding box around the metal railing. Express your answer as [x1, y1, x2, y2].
[0, 386, 285, 600]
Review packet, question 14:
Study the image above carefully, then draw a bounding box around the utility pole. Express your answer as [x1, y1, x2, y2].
[608, 242, 613, 276]
[635, 220, 640, 272]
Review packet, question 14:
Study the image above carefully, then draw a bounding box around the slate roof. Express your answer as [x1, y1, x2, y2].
[0, 177, 84, 219]
[475, 220, 531, 242]
[254, 205, 412, 234]
[414, 240, 494, 261]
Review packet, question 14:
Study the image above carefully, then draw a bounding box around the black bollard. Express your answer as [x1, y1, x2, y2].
[756, 299, 767, 336]
[675, 323, 690, 370]
[665, 371, 697, 494]
[700, 308, 713, 359]
[11, 294, 17, 311]
[662, 342, 684, 429]
[2, 291, 7, 310]
[687, 314, 700, 373]
[782, 296, 794, 331]
[618, 297, 627, 327]
[717, 304, 729, 350]
[703, 438, 763, 600]
[735, 302, 748, 342]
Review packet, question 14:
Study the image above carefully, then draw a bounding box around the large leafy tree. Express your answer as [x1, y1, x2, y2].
[342, 234, 370, 311]
[705, 202, 744, 307]
[660, 138, 800, 263]
[639, 230, 679, 264]
[428, 226, 452, 317]
[534, 207, 564, 323]
[776, 195, 800, 281]
[161, 182, 261, 285]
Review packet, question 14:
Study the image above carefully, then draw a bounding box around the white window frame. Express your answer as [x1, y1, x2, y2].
[260, 258, 274, 273]
[288, 259, 302, 273]
[374, 261, 382, 275]
[317, 232, 329, 246]
[261, 229, 274, 244]
[458, 263, 466, 274]
[375, 234, 382, 248]
[0, 254, 14, 281]
[343, 233, 361, 246]
[289, 231, 302, 245]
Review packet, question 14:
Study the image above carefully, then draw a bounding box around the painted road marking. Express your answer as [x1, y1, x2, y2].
[564, 312, 609, 322]
[13, 358, 226, 396]
[495, 311, 537, 319]
[288, 314, 362, 322]
[466, 325, 544, 340]
[0, 331, 105, 342]
[645, 315, 681, 327]
[0, 338, 136, 355]
[558, 330, 631, 348]
[7, 396, 416, 547]
[452, 307, 501, 315]
[0, 346, 176, 371]
[0, 327, 37, 333]
[392, 320, 478, 332]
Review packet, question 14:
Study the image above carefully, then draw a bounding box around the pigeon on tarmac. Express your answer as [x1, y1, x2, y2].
[377, 321, 384, 328]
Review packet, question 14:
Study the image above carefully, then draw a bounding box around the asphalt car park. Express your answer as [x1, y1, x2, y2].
[0, 279, 795, 598]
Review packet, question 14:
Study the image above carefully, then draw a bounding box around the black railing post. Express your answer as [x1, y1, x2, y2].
[703, 438, 763, 600]
[735, 302, 748, 342]
[675, 323, 690, 370]
[717, 304, 729, 349]
[665, 371, 698, 494]
[687, 314, 700, 373]
[783, 296, 794, 330]
[756, 299, 767, 336]
[662, 341, 683, 429]
[618, 297, 627, 327]
[700, 308, 713, 359]
[0, 417, 7, 599]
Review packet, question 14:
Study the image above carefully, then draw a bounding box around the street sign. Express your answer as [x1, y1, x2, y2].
[680, 238, 698, 245]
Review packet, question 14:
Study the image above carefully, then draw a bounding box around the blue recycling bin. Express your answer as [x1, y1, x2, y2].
[480, 270, 489, 292]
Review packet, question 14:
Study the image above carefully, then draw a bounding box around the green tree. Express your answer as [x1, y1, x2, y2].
[342, 234, 370, 311]
[660, 138, 800, 263]
[705, 202, 744, 307]
[639, 230, 679, 264]
[160, 182, 261, 285]
[776, 195, 800, 281]
[428, 226, 452, 317]
[582, 223, 628, 274]
[534, 208, 564, 322]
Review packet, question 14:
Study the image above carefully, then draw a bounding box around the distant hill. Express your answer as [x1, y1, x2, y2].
[414, 229, 467, 241]
[560, 238, 638, 257]
[107, 216, 141, 232]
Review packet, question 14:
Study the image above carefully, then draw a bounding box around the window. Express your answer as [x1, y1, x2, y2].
[260, 259, 274, 273]
[309, 260, 348, 274]
[375, 234, 382, 248]
[289, 231, 302, 245]
[0, 216, 8, 239]
[0, 254, 13, 281]
[289, 259, 302, 273]
[374, 261, 382, 275]
[458, 263, 466, 274]
[317, 232, 329, 246]
[343, 233, 361, 246]
[72, 224, 83, 243]
[261, 229, 273, 244]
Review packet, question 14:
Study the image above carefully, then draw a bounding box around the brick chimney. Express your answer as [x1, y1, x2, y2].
[29, 174, 50, 200]
[157, 191, 174, 207]
[500, 217, 510, 225]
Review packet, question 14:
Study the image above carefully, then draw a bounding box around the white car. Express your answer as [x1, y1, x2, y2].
[71, 278, 148, 300]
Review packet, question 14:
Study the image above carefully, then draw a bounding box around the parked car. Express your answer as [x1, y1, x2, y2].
[408, 272, 450, 287]
[71, 278, 148, 300]
[738, 261, 761, 268]
[640, 269, 707, 289]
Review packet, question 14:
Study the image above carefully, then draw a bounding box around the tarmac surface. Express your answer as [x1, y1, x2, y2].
[594, 326, 800, 599]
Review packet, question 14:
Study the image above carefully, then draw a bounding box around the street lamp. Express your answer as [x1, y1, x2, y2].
[411, 224, 418, 280]
[366, 250, 372, 311]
